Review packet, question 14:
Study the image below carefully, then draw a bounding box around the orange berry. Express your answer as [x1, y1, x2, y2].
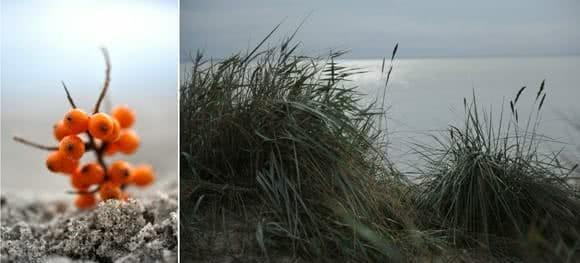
[130, 164, 155, 187]
[46, 151, 78, 174]
[58, 135, 85, 160]
[63, 108, 89, 134]
[74, 192, 97, 209]
[46, 151, 63, 173]
[117, 130, 140, 154]
[103, 119, 121, 142]
[53, 120, 73, 141]
[60, 157, 79, 174]
[70, 169, 90, 189]
[99, 182, 123, 200]
[104, 143, 118, 156]
[109, 160, 132, 185]
[79, 162, 105, 185]
[111, 105, 136, 129]
[88, 113, 115, 140]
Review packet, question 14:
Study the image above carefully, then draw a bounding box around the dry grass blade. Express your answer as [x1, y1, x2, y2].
[241, 22, 282, 65]
[538, 93, 547, 111]
[536, 79, 545, 100]
[514, 86, 526, 104]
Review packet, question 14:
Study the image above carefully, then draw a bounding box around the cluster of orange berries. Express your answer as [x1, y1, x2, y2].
[47, 105, 155, 209]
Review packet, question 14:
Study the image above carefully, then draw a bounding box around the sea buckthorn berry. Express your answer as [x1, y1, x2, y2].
[88, 113, 115, 140]
[99, 182, 123, 200]
[74, 192, 97, 209]
[109, 160, 132, 185]
[104, 143, 119, 156]
[58, 135, 85, 160]
[117, 130, 140, 154]
[46, 151, 78, 174]
[46, 151, 64, 173]
[111, 105, 136, 129]
[60, 155, 79, 174]
[79, 162, 104, 185]
[103, 119, 121, 142]
[130, 164, 155, 187]
[62, 158, 79, 174]
[13, 52, 156, 210]
[71, 169, 90, 189]
[53, 120, 73, 141]
[64, 108, 90, 134]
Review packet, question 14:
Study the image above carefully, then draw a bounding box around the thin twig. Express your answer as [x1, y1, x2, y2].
[66, 186, 100, 195]
[13, 136, 58, 151]
[89, 48, 111, 179]
[14, 136, 94, 151]
[93, 47, 111, 114]
[61, 81, 77, 108]
[88, 135, 108, 178]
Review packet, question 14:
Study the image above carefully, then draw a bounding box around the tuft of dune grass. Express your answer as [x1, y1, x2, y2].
[415, 88, 580, 261]
[179, 32, 436, 261]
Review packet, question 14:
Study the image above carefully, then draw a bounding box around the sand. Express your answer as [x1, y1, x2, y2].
[0, 181, 177, 263]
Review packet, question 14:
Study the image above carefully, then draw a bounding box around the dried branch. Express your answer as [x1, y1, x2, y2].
[61, 81, 77, 108]
[14, 136, 94, 151]
[88, 48, 111, 177]
[13, 136, 58, 151]
[93, 47, 111, 114]
[87, 135, 108, 178]
[66, 186, 100, 195]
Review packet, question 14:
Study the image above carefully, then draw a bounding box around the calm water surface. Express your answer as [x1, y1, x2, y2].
[342, 56, 580, 170]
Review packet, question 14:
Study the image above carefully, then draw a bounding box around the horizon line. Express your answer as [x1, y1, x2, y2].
[179, 53, 580, 64]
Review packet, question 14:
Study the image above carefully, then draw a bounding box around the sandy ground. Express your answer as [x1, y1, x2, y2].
[0, 180, 177, 262]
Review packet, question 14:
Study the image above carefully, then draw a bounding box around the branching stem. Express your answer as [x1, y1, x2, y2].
[13, 137, 58, 151]
[17, 47, 114, 196]
[93, 47, 111, 114]
[67, 186, 100, 195]
[61, 81, 77, 108]
[14, 136, 94, 151]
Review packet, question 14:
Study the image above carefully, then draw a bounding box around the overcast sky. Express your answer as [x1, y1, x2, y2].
[181, 0, 580, 60]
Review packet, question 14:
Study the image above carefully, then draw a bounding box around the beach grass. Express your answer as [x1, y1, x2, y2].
[180, 32, 580, 262]
[415, 87, 580, 261]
